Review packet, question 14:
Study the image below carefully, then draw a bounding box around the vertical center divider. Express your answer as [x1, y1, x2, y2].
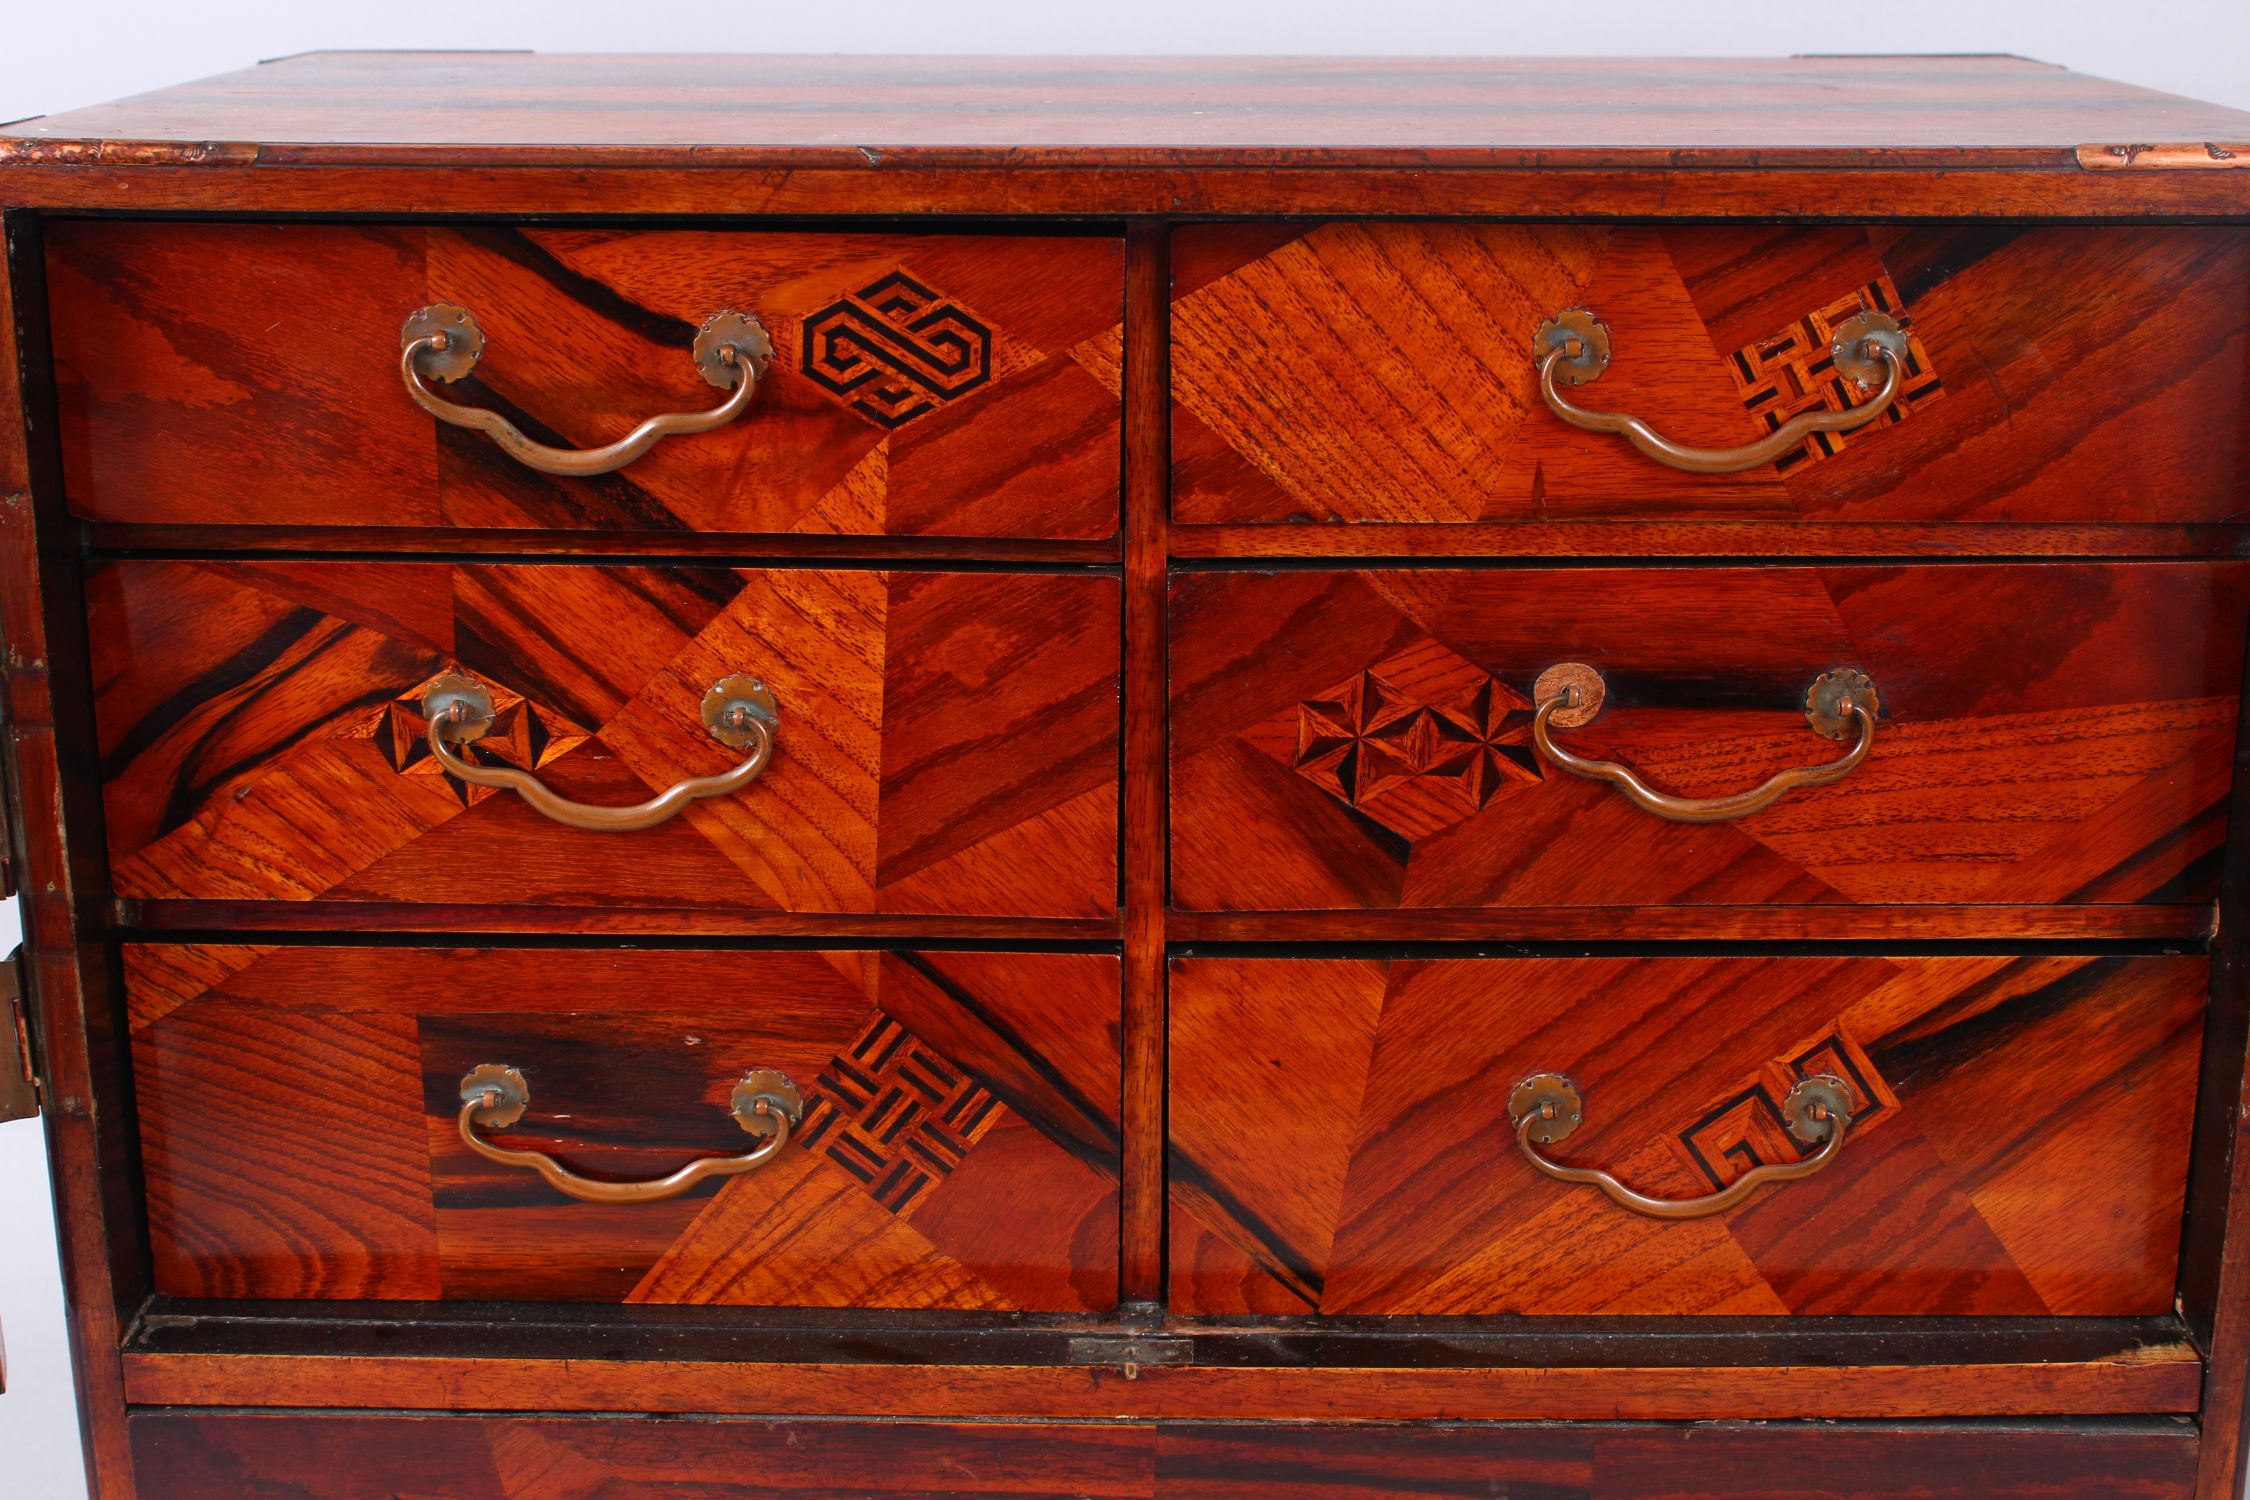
[1120, 221, 1171, 1307]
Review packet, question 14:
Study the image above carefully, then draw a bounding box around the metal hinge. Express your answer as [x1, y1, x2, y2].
[0, 948, 37, 1122]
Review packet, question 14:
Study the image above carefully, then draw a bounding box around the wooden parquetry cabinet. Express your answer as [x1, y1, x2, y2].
[7, 50, 2250, 1499]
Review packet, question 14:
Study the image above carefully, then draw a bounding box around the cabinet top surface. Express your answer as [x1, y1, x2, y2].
[6, 51, 2250, 168]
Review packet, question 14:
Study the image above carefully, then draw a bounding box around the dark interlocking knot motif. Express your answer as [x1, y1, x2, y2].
[801, 272, 995, 428]
[1728, 276, 1944, 472]
[799, 1011, 1003, 1214]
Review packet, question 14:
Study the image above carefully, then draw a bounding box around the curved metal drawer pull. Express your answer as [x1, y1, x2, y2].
[399, 303, 773, 477]
[1509, 1072, 1854, 1221]
[423, 671, 778, 833]
[1530, 663, 1878, 824]
[458, 1063, 804, 1205]
[1532, 307, 1907, 474]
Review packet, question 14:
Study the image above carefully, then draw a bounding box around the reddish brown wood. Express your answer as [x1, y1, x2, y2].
[90, 560, 1120, 921]
[128, 1412, 1155, 1499]
[120, 899, 1119, 940]
[11, 162, 2250, 220]
[1169, 521, 2246, 559]
[1154, 1420, 2201, 1499]
[120, 1410, 2202, 1497]
[2192, 581, 2250, 1500]
[126, 944, 1120, 1308]
[11, 54, 2250, 168]
[0, 212, 139, 1497]
[1119, 223, 1168, 1304]
[1171, 563, 2249, 914]
[1166, 905, 2214, 942]
[46, 222, 1123, 538]
[1171, 954, 2204, 1317]
[118, 1346, 2201, 1421]
[1172, 223, 2250, 529]
[9, 49, 2250, 1500]
[88, 523, 1121, 563]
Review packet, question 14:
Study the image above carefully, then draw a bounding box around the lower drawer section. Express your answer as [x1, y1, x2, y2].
[1169, 953, 2204, 1317]
[127, 944, 1121, 1309]
[128, 1412, 2198, 1498]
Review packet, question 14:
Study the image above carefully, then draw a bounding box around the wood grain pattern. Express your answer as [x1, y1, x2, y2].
[130, 1413, 1156, 1499]
[119, 1346, 2205, 1423]
[46, 222, 1122, 538]
[1119, 223, 1168, 1303]
[1168, 520, 2250, 560]
[1170, 954, 2204, 1317]
[1153, 1420, 2199, 1499]
[1171, 564, 2248, 914]
[1166, 905, 2214, 943]
[123, 1411, 2200, 1498]
[12, 162, 2250, 221]
[2189, 548, 2250, 1500]
[91, 560, 1119, 920]
[127, 944, 1120, 1308]
[1173, 222, 2250, 528]
[117, 1306, 2204, 1418]
[0, 211, 142, 1494]
[14, 53, 2250, 166]
[11, 50, 2250, 1500]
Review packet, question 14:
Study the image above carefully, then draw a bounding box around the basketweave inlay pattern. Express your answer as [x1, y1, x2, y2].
[1728, 276, 1945, 472]
[798, 1011, 1006, 1215]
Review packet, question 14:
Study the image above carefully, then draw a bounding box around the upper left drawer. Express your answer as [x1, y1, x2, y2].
[44, 223, 1124, 539]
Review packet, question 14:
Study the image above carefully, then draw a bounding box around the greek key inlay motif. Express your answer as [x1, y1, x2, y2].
[801, 272, 995, 428]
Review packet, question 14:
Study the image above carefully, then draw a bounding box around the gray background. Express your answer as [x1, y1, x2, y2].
[3, 2, 2247, 1494]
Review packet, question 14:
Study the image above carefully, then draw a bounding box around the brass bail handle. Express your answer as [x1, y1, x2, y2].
[1509, 1072, 1856, 1221]
[399, 303, 774, 477]
[1532, 306, 1908, 474]
[458, 1063, 806, 1205]
[1529, 663, 1878, 824]
[422, 670, 779, 833]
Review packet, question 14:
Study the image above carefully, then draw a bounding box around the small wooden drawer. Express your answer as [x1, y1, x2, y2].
[92, 559, 1120, 921]
[1168, 953, 2202, 1318]
[48, 222, 1123, 538]
[1170, 562, 2248, 915]
[128, 1411, 2197, 1497]
[128, 943, 1122, 1308]
[1171, 221, 2250, 528]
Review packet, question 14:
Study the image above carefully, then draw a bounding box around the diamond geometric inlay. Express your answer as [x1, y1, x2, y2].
[371, 672, 590, 807]
[1247, 637, 1542, 843]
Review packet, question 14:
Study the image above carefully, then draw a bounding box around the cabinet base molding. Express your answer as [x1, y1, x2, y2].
[127, 1411, 2203, 1500]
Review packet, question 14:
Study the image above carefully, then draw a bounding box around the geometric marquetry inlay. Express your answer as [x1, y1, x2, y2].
[801, 271, 997, 430]
[799, 1010, 1005, 1215]
[371, 671, 588, 808]
[1728, 274, 1945, 472]
[1252, 638, 1543, 843]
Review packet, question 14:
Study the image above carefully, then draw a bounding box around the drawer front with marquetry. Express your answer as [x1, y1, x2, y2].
[1169, 562, 2248, 914]
[91, 559, 1121, 920]
[1168, 953, 2201, 1317]
[49, 222, 1124, 538]
[127, 944, 1121, 1308]
[1170, 221, 2250, 528]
